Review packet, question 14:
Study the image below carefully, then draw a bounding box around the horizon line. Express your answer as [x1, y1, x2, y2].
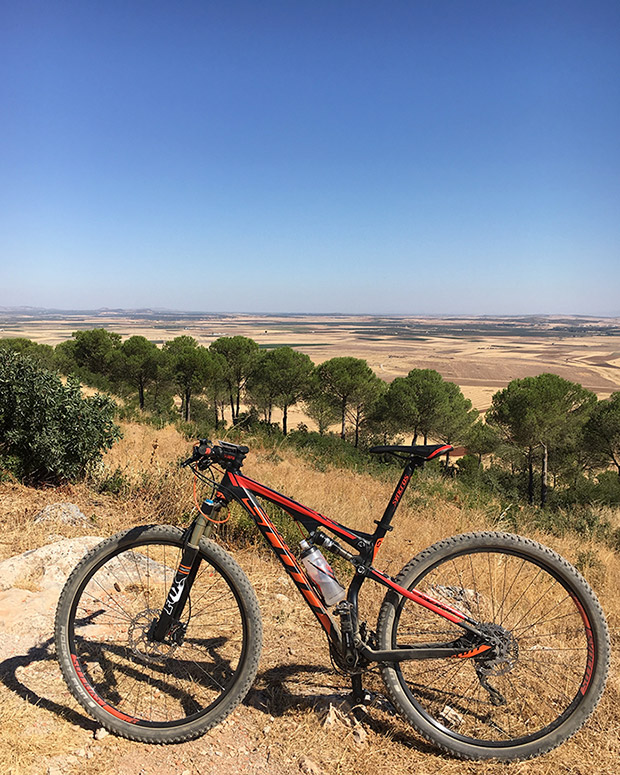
[1, 306, 620, 321]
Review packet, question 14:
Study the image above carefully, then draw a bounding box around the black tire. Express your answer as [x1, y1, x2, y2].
[376, 531, 609, 761]
[55, 525, 262, 743]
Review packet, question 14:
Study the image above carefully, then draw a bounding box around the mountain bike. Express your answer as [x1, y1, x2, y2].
[55, 440, 610, 761]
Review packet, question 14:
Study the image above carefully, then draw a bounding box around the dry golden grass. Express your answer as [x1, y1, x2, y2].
[1, 422, 619, 774]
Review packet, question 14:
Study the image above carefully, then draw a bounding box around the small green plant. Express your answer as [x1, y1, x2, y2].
[534, 505, 610, 540]
[286, 430, 379, 473]
[96, 466, 129, 495]
[607, 526, 620, 552]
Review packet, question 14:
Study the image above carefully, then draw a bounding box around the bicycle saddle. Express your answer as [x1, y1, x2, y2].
[369, 443, 453, 460]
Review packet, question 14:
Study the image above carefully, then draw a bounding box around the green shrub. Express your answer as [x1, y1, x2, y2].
[0, 349, 121, 484]
[95, 465, 129, 495]
[0, 337, 56, 369]
[575, 548, 607, 588]
[590, 471, 620, 506]
[455, 453, 484, 484]
[115, 397, 177, 428]
[286, 430, 372, 472]
[607, 526, 620, 552]
[534, 504, 610, 540]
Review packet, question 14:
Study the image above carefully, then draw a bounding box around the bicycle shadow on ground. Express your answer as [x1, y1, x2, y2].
[1, 642, 346, 734]
[0, 636, 98, 732]
[245, 661, 437, 754]
[1, 645, 435, 754]
[247, 661, 348, 715]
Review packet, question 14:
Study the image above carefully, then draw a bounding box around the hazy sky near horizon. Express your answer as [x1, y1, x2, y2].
[2, 1, 619, 316]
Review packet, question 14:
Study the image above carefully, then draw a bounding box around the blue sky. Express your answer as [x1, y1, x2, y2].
[1, 0, 619, 315]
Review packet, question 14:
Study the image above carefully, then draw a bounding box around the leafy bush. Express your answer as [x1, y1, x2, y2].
[115, 396, 177, 428]
[0, 337, 56, 369]
[593, 471, 620, 505]
[455, 453, 484, 484]
[287, 429, 371, 471]
[0, 349, 121, 484]
[534, 504, 610, 540]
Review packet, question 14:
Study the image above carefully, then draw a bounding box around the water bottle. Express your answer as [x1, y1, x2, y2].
[299, 539, 346, 606]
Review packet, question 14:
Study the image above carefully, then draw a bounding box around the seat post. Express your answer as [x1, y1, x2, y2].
[373, 459, 420, 535]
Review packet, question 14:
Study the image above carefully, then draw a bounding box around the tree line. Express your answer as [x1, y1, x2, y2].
[0, 330, 479, 442]
[1, 331, 619, 510]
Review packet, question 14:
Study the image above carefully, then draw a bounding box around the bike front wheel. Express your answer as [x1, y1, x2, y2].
[376, 531, 609, 761]
[55, 524, 262, 743]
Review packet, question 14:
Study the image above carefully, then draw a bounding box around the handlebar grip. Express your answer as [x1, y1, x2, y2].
[180, 439, 213, 467]
[196, 440, 212, 457]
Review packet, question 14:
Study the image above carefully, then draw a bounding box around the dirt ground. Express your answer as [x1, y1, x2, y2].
[1, 490, 618, 775]
[1, 422, 619, 775]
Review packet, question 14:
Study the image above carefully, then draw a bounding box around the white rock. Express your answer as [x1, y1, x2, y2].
[0, 536, 103, 592]
[33, 502, 92, 527]
[321, 705, 339, 728]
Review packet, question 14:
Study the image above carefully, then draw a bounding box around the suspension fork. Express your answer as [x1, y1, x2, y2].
[149, 501, 220, 642]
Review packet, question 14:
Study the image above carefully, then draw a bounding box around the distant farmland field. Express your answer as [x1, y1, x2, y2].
[2, 310, 620, 411]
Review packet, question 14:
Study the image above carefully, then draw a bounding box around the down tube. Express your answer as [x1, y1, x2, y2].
[235, 489, 341, 646]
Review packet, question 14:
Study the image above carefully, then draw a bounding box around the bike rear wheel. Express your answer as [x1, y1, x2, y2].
[55, 524, 262, 743]
[376, 531, 609, 760]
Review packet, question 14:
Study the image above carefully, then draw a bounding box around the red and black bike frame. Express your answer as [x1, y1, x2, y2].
[205, 459, 491, 663]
